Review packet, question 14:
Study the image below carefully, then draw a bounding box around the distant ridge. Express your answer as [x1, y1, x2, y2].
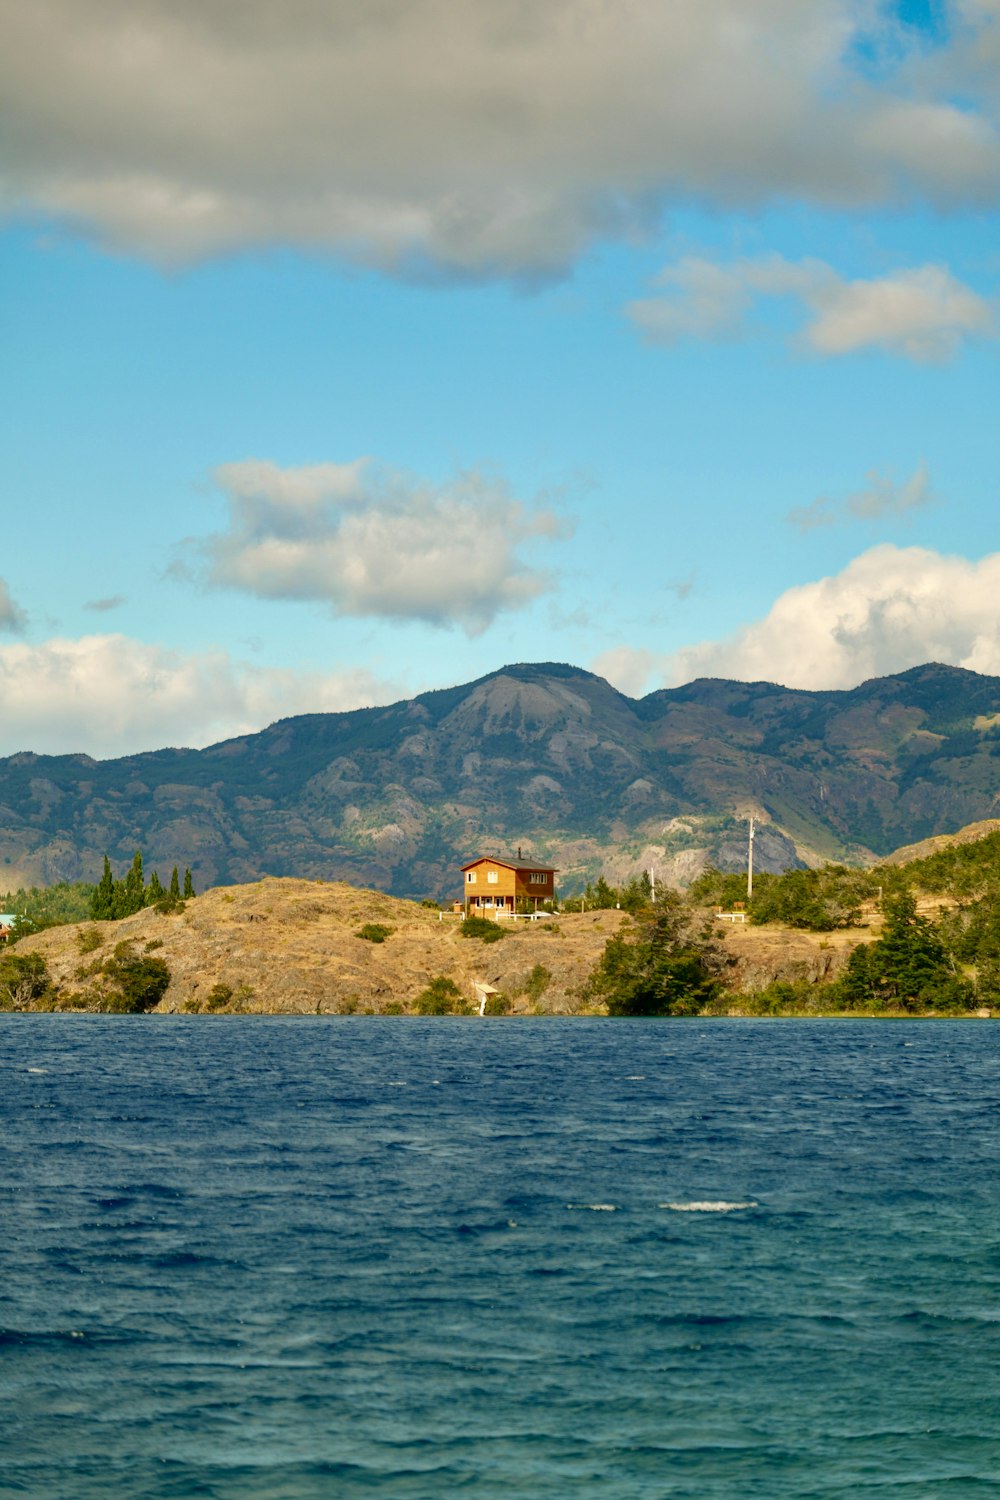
[3, 660, 1000, 900]
[883, 819, 1000, 867]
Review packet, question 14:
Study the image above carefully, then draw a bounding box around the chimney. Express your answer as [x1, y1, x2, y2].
[517, 845, 522, 860]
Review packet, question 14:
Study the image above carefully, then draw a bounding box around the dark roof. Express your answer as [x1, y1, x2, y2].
[460, 857, 557, 874]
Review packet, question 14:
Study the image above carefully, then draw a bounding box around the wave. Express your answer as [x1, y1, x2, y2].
[660, 1200, 758, 1212]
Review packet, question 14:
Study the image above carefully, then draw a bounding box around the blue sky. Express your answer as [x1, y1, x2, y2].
[1, 0, 999, 755]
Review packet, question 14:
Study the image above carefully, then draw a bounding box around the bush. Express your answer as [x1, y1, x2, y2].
[414, 976, 468, 1014]
[356, 923, 394, 943]
[100, 942, 171, 1013]
[0, 951, 52, 1010]
[523, 964, 552, 1003]
[483, 994, 512, 1015]
[77, 927, 103, 954]
[460, 916, 506, 943]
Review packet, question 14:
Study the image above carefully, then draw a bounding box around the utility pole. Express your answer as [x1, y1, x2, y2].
[747, 817, 756, 901]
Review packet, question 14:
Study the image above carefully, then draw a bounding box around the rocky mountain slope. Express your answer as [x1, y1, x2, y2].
[4, 660, 1000, 902]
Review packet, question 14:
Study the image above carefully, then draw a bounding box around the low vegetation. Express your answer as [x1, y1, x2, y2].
[0, 882, 95, 941]
[414, 975, 470, 1014]
[460, 915, 506, 943]
[356, 923, 394, 943]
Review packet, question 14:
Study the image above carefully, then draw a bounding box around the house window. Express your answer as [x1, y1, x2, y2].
[528, 872, 548, 884]
[466, 872, 477, 884]
[487, 870, 499, 883]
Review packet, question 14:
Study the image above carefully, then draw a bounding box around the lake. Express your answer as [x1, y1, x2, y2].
[2, 1017, 999, 1498]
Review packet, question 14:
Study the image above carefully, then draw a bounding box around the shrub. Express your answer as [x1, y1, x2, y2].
[205, 983, 233, 1011]
[460, 916, 506, 943]
[356, 923, 394, 943]
[77, 927, 103, 955]
[483, 994, 512, 1015]
[154, 896, 186, 916]
[0, 951, 52, 1010]
[523, 964, 552, 1003]
[100, 942, 171, 1013]
[414, 976, 468, 1014]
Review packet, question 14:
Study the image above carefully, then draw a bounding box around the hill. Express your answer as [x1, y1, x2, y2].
[16, 881, 626, 1015]
[4, 660, 1000, 902]
[13, 819, 1000, 1017]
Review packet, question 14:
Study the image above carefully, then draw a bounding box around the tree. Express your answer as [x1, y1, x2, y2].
[169, 867, 181, 900]
[586, 892, 720, 1016]
[90, 856, 115, 921]
[839, 891, 971, 1010]
[146, 871, 165, 904]
[120, 851, 145, 918]
[183, 868, 195, 899]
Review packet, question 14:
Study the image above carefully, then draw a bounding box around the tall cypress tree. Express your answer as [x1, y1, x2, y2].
[183, 868, 195, 899]
[122, 851, 145, 916]
[169, 867, 181, 900]
[90, 856, 115, 920]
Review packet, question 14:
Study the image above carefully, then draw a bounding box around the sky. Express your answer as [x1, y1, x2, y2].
[2, 0, 999, 757]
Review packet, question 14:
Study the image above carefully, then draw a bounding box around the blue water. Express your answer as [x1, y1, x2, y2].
[2, 1019, 1000, 1499]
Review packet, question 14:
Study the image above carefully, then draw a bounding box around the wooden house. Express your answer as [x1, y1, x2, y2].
[461, 856, 556, 915]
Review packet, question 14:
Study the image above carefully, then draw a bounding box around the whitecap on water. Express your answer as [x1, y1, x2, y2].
[567, 1203, 617, 1211]
[26, 1068, 48, 1075]
[660, 1201, 758, 1213]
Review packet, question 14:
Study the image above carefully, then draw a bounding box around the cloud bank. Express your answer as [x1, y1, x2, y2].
[3, 1, 1000, 274]
[628, 258, 995, 361]
[595, 544, 1000, 694]
[0, 634, 400, 759]
[204, 458, 566, 634]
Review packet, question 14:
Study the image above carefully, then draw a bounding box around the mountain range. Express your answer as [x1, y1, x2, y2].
[3, 660, 1000, 901]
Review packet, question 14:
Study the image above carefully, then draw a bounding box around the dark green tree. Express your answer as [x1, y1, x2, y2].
[586, 892, 720, 1016]
[839, 891, 971, 1010]
[183, 868, 195, 899]
[90, 856, 116, 921]
[120, 851, 145, 917]
[169, 867, 181, 900]
[146, 871, 165, 904]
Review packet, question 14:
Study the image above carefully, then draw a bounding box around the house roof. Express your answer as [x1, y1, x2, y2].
[460, 857, 557, 874]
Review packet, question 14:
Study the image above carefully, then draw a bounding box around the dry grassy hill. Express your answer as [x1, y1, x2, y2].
[22, 880, 629, 1015]
[12, 874, 914, 1015]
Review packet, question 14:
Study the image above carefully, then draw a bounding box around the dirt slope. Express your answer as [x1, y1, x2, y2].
[22, 879, 629, 1014]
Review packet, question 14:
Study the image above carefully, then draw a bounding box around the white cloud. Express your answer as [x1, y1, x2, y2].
[203, 457, 567, 635]
[628, 257, 995, 361]
[786, 462, 934, 530]
[0, 634, 401, 758]
[0, 578, 26, 633]
[807, 263, 995, 359]
[597, 545, 1000, 696]
[2, 1, 1000, 274]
